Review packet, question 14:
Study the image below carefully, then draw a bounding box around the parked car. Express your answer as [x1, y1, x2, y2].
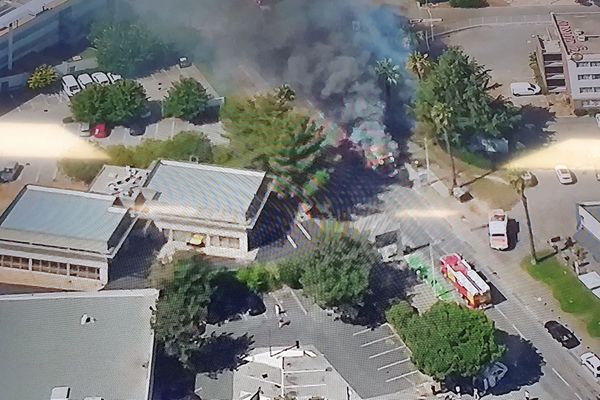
[595, 113, 600, 129]
[107, 72, 122, 84]
[510, 82, 541, 96]
[545, 320, 580, 349]
[521, 170, 536, 187]
[0, 161, 19, 183]
[92, 123, 108, 138]
[91, 71, 111, 86]
[473, 362, 508, 393]
[581, 352, 600, 378]
[76, 73, 94, 89]
[61, 74, 81, 97]
[126, 122, 146, 136]
[178, 56, 192, 68]
[79, 122, 90, 136]
[247, 293, 266, 316]
[554, 165, 574, 185]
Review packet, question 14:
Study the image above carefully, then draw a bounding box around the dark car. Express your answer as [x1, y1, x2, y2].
[247, 293, 266, 316]
[127, 122, 146, 136]
[0, 161, 19, 183]
[178, 56, 192, 68]
[545, 320, 580, 349]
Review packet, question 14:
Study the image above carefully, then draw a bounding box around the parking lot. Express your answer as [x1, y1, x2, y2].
[210, 287, 430, 399]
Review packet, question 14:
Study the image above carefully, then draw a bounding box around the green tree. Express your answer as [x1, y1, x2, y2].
[385, 301, 417, 332]
[406, 51, 431, 81]
[278, 258, 304, 289]
[509, 170, 537, 264]
[220, 86, 328, 198]
[27, 64, 58, 90]
[163, 77, 210, 121]
[414, 48, 520, 146]
[393, 302, 504, 381]
[154, 258, 217, 368]
[235, 263, 279, 293]
[375, 58, 401, 100]
[90, 22, 166, 76]
[431, 102, 458, 189]
[105, 80, 148, 124]
[299, 226, 377, 307]
[69, 84, 110, 124]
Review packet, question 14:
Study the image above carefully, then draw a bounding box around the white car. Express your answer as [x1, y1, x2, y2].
[510, 82, 541, 97]
[61, 74, 81, 97]
[91, 72, 111, 86]
[595, 113, 600, 129]
[107, 72, 122, 84]
[581, 352, 600, 378]
[555, 165, 574, 184]
[76, 73, 94, 89]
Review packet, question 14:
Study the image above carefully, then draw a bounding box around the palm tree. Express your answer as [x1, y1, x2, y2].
[431, 103, 457, 189]
[509, 170, 537, 265]
[375, 58, 401, 100]
[406, 51, 431, 81]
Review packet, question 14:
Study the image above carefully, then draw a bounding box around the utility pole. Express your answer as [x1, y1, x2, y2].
[424, 137, 431, 184]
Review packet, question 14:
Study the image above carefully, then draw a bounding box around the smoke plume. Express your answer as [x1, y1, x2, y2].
[126, 0, 414, 158]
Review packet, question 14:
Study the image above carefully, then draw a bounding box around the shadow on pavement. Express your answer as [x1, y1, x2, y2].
[207, 271, 266, 324]
[193, 332, 255, 375]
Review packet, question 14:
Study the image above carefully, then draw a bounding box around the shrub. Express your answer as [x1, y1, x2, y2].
[236, 264, 280, 293]
[449, 0, 488, 7]
[385, 301, 417, 336]
[57, 158, 104, 184]
[455, 147, 494, 170]
[278, 259, 304, 289]
[27, 64, 58, 90]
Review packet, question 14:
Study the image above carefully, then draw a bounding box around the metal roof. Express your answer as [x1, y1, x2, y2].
[0, 185, 128, 253]
[0, 289, 158, 400]
[0, 0, 57, 29]
[144, 160, 268, 226]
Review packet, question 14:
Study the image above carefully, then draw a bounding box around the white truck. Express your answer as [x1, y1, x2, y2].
[473, 361, 508, 393]
[488, 209, 508, 250]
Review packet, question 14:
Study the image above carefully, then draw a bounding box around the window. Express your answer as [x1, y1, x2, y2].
[583, 99, 600, 107]
[69, 265, 100, 280]
[579, 87, 600, 93]
[578, 74, 600, 80]
[577, 61, 600, 68]
[213, 236, 240, 249]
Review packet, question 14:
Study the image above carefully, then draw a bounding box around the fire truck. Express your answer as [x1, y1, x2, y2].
[439, 253, 492, 309]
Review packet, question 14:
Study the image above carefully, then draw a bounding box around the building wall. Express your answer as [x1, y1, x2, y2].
[0, 0, 106, 72]
[577, 205, 600, 239]
[566, 56, 600, 110]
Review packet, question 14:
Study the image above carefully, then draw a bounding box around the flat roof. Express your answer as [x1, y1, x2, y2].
[89, 165, 149, 196]
[581, 202, 600, 222]
[552, 12, 600, 56]
[0, 289, 158, 400]
[144, 160, 268, 225]
[0, 0, 62, 29]
[0, 185, 127, 253]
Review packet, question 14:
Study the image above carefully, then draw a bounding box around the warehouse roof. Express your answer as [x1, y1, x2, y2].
[143, 160, 270, 226]
[0, 185, 128, 253]
[0, 289, 158, 400]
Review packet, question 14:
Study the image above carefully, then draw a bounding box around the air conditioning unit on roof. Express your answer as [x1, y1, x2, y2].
[50, 387, 70, 400]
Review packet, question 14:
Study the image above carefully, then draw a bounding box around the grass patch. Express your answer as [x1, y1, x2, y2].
[470, 178, 518, 210]
[524, 255, 600, 337]
[455, 147, 494, 170]
[78, 47, 98, 60]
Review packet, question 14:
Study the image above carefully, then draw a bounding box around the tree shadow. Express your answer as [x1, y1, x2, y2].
[192, 332, 255, 375]
[153, 351, 198, 400]
[507, 218, 519, 251]
[509, 105, 556, 150]
[207, 271, 266, 324]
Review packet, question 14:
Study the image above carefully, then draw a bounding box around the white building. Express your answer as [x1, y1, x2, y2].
[0, 185, 136, 290]
[575, 201, 600, 261]
[0, 289, 158, 400]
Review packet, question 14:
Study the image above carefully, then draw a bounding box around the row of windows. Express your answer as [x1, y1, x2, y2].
[579, 87, 600, 94]
[577, 62, 600, 68]
[213, 236, 241, 249]
[0, 255, 100, 280]
[578, 74, 600, 80]
[583, 99, 600, 108]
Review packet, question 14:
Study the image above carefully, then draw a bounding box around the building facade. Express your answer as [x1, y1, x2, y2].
[0, 0, 106, 79]
[0, 185, 136, 290]
[536, 12, 600, 112]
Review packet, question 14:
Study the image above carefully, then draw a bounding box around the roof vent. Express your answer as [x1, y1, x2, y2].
[577, 35, 587, 42]
[50, 387, 70, 400]
[80, 314, 96, 325]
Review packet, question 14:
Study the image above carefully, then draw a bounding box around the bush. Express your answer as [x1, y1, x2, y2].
[385, 301, 417, 335]
[278, 259, 304, 289]
[449, 0, 488, 7]
[57, 158, 104, 184]
[27, 64, 58, 90]
[236, 264, 280, 293]
[455, 147, 494, 170]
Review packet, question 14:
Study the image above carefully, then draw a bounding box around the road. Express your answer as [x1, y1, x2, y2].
[353, 182, 600, 399]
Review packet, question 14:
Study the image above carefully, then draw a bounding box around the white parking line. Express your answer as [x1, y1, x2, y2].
[360, 335, 395, 347]
[377, 358, 410, 371]
[288, 287, 308, 315]
[574, 393, 583, 400]
[385, 370, 418, 383]
[552, 368, 571, 387]
[369, 346, 405, 359]
[496, 307, 527, 340]
[296, 221, 312, 240]
[353, 328, 372, 336]
[285, 384, 327, 389]
[286, 234, 297, 248]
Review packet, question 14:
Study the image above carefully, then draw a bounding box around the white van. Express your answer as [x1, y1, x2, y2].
[510, 82, 541, 96]
[61, 75, 81, 97]
[76, 73, 94, 89]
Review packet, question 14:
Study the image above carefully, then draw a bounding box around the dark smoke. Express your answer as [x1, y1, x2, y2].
[125, 0, 414, 157]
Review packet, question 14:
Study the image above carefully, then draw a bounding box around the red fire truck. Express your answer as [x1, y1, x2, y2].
[439, 253, 492, 309]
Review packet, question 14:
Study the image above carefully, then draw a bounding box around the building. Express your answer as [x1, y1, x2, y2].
[90, 160, 273, 260]
[575, 201, 600, 261]
[536, 12, 600, 111]
[0, 0, 106, 79]
[0, 185, 136, 290]
[0, 289, 158, 400]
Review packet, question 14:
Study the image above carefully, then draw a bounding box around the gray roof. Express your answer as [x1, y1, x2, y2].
[0, 185, 128, 253]
[0, 289, 158, 400]
[581, 202, 600, 222]
[0, 0, 59, 29]
[144, 160, 268, 226]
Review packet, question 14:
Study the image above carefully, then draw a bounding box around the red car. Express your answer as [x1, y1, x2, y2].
[92, 123, 107, 138]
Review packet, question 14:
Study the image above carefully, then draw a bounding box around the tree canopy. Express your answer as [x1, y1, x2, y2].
[27, 64, 58, 90]
[387, 302, 505, 381]
[69, 80, 148, 124]
[413, 48, 520, 146]
[163, 77, 211, 122]
[89, 22, 167, 77]
[220, 86, 329, 198]
[297, 226, 378, 307]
